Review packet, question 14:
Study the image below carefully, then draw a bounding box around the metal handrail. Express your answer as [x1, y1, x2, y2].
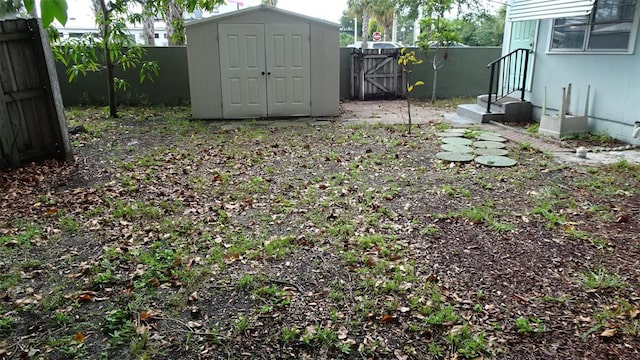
[486, 48, 533, 113]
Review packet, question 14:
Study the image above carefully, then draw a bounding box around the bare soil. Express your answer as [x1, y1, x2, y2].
[1, 105, 639, 359]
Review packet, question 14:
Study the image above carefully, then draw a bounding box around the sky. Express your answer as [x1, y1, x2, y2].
[243, 0, 348, 23]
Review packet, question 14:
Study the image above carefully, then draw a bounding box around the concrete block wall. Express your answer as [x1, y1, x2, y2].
[56, 46, 502, 106]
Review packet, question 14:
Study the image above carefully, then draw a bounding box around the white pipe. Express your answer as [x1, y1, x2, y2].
[633, 123, 640, 138]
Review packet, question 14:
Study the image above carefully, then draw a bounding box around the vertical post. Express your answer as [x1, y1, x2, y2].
[487, 64, 495, 114]
[521, 49, 530, 101]
[354, 18, 358, 43]
[392, 13, 397, 42]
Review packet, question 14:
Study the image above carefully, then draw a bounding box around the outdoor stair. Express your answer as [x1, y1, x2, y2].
[445, 95, 532, 124]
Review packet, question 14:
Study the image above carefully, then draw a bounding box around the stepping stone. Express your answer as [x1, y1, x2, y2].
[475, 155, 517, 167]
[474, 148, 509, 156]
[473, 140, 506, 149]
[441, 144, 474, 153]
[436, 131, 464, 137]
[442, 128, 468, 133]
[442, 137, 473, 145]
[436, 152, 475, 162]
[477, 134, 506, 142]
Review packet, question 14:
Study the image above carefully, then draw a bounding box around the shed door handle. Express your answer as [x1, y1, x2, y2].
[261, 71, 265, 75]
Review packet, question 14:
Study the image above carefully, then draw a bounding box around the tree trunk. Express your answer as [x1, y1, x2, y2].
[361, 8, 369, 48]
[431, 57, 438, 103]
[165, 0, 185, 46]
[142, 13, 155, 46]
[407, 97, 412, 134]
[97, 0, 118, 117]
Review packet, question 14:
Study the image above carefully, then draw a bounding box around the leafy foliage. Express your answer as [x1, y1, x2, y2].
[54, 0, 159, 117]
[453, 5, 506, 46]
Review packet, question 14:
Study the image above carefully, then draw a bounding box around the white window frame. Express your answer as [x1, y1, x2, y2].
[548, 0, 640, 54]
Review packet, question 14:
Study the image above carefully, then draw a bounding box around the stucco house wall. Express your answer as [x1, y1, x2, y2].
[504, 0, 640, 144]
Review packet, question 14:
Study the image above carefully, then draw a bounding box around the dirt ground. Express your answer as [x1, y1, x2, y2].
[1, 105, 639, 359]
[340, 100, 450, 125]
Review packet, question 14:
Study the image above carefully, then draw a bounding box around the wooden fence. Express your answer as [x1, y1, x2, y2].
[0, 18, 71, 169]
[349, 48, 405, 100]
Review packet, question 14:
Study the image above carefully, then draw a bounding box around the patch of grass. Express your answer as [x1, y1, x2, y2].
[0, 223, 42, 249]
[237, 273, 256, 289]
[102, 309, 136, 349]
[234, 315, 251, 334]
[421, 225, 439, 236]
[579, 267, 624, 290]
[58, 214, 80, 233]
[0, 316, 15, 336]
[426, 304, 458, 325]
[447, 325, 487, 358]
[526, 123, 539, 134]
[515, 316, 544, 334]
[279, 326, 300, 343]
[565, 226, 610, 249]
[264, 236, 295, 258]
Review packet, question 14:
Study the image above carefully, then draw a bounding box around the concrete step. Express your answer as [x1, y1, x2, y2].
[443, 113, 481, 125]
[456, 103, 504, 123]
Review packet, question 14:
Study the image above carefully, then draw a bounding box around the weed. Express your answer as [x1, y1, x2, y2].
[515, 316, 544, 334]
[517, 142, 532, 151]
[0, 316, 14, 336]
[58, 214, 80, 233]
[237, 273, 256, 289]
[426, 305, 458, 325]
[489, 220, 515, 232]
[526, 123, 539, 134]
[264, 236, 295, 258]
[579, 268, 624, 290]
[447, 325, 486, 358]
[234, 315, 251, 334]
[102, 309, 135, 348]
[279, 326, 300, 343]
[421, 225, 439, 236]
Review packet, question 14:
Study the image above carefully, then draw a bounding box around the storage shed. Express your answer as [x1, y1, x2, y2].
[185, 5, 340, 119]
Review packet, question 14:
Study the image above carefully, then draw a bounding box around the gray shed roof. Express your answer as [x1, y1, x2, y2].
[185, 4, 340, 28]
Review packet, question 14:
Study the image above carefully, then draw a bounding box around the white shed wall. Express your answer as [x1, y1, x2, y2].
[186, 6, 339, 119]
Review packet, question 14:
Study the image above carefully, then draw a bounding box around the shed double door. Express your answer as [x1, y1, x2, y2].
[219, 23, 311, 118]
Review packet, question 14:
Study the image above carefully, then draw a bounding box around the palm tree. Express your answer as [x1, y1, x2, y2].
[347, 0, 372, 48]
[164, 0, 184, 45]
[371, 0, 395, 41]
[0, 0, 21, 18]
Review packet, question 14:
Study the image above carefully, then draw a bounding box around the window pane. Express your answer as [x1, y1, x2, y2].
[552, 24, 587, 49]
[588, 23, 632, 48]
[594, 1, 636, 22]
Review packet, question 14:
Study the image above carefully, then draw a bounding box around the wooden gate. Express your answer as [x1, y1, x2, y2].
[0, 18, 72, 169]
[350, 48, 405, 100]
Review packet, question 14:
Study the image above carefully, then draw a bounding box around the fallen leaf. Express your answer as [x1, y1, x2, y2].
[600, 328, 617, 337]
[512, 294, 529, 303]
[616, 215, 629, 223]
[394, 349, 409, 360]
[72, 332, 85, 343]
[630, 308, 640, 319]
[449, 325, 465, 336]
[188, 291, 198, 302]
[380, 315, 396, 323]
